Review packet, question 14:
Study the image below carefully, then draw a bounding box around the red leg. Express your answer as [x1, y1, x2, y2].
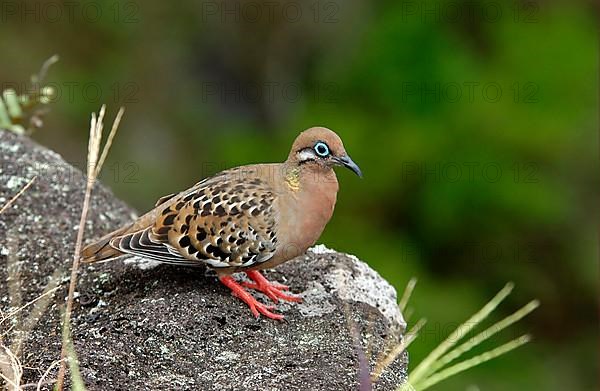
[241, 270, 303, 304]
[218, 275, 284, 320]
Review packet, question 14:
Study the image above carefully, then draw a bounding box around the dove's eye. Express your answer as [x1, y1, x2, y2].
[314, 142, 330, 157]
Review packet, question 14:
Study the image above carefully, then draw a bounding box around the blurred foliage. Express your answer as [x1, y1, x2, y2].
[0, 55, 57, 134]
[0, 0, 597, 389]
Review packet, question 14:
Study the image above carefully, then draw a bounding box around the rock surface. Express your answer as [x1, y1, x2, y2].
[0, 130, 407, 390]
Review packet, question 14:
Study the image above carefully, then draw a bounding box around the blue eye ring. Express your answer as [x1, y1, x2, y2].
[314, 142, 330, 157]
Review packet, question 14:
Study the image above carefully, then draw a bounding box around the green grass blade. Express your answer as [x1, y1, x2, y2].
[0, 98, 10, 127]
[414, 335, 531, 390]
[3, 90, 22, 119]
[424, 299, 539, 377]
[408, 282, 514, 383]
[60, 308, 87, 391]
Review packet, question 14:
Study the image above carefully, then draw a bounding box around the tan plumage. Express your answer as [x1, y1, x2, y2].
[81, 127, 362, 319]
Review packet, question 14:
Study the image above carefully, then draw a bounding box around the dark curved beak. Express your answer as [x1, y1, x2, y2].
[336, 155, 363, 178]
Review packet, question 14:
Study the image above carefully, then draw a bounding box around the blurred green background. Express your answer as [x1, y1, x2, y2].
[1, 0, 597, 389]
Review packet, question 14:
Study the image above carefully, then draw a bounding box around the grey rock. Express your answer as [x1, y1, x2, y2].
[0, 129, 408, 390]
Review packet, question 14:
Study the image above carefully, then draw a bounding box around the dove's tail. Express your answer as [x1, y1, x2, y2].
[80, 226, 131, 263]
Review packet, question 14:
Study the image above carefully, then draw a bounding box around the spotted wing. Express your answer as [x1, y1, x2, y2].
[110, 169, 279, 269]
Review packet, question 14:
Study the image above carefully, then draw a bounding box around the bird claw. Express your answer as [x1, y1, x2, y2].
[244, 270, 302, 304]
[219, 275, 285, 320]
[241, 281, 290, 291]
[249, 301, 282, 320]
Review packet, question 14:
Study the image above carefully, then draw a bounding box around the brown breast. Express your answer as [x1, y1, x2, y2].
[257, 166, 339, 270]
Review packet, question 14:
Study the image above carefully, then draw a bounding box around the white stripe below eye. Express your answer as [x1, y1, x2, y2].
[298, 149, 317, 162]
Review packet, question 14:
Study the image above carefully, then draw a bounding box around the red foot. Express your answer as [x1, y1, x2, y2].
[219, 275, 284, 320]
[241, 270, 303, 304]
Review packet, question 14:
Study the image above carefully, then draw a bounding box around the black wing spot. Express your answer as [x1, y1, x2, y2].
[179, 236, 191, 248]
[163, 214, 176, 225]
[196, 229, 207, 241]
[206, 244, 228, 260]
[215, 205, 226, 216]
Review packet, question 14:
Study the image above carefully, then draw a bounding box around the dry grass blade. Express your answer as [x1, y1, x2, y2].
[34, 359, 62, 391]
[1, 222, 60, 390]
[0, 286, 60, 331]
[94, 107, 124, 179]
[16, 269, 63, 334]
[371, 317, 426, 382]
[6, 234, 22, 336]
[55, 106, 125, 390]
[0, 346, 22, 391]
[0, 177, 36, 215]
[10, 269, 63, 356]
[31, 55, 59, 86]
[398, 278, 417, 313]
[371, 277, 419, 381]
[403, 307, 414, 324]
